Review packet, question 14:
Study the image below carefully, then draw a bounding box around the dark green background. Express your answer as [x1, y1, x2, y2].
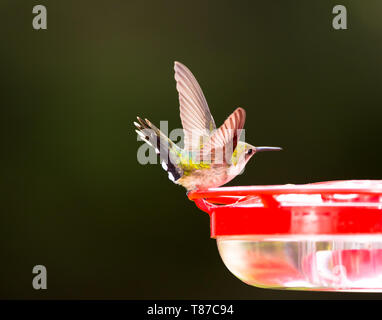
[1, 0, 382, 299]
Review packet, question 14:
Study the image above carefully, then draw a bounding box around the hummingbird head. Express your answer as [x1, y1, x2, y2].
[232, 142, 282, 172]
[231, 142, 255, 169]
[243, 143, 257, 163]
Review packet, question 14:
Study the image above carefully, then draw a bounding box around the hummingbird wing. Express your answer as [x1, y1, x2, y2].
[201, 107, 246, 165]
[174, 61, 216, 151]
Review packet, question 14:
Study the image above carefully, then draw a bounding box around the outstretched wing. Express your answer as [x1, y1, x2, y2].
[201, 107, 246, 165]
[174, 61, 216, 151]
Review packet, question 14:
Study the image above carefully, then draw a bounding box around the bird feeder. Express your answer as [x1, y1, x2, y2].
[188, 180, 382, 292]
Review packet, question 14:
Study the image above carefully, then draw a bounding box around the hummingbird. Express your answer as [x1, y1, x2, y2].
[134, 62, 282, 191]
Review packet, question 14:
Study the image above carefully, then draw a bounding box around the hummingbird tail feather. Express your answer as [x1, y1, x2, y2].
[134, 117, 183, 182]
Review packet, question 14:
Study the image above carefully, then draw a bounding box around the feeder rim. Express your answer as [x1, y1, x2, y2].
[188, 181, 382, 200]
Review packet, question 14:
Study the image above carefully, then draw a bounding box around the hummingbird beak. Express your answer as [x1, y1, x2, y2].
[255, 146, 283, 153]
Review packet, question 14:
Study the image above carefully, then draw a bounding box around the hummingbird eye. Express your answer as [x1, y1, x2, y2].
[247, 148, 253, 155]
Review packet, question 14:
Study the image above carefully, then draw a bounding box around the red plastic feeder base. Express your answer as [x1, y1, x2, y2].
[188, 180, 382, 292]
